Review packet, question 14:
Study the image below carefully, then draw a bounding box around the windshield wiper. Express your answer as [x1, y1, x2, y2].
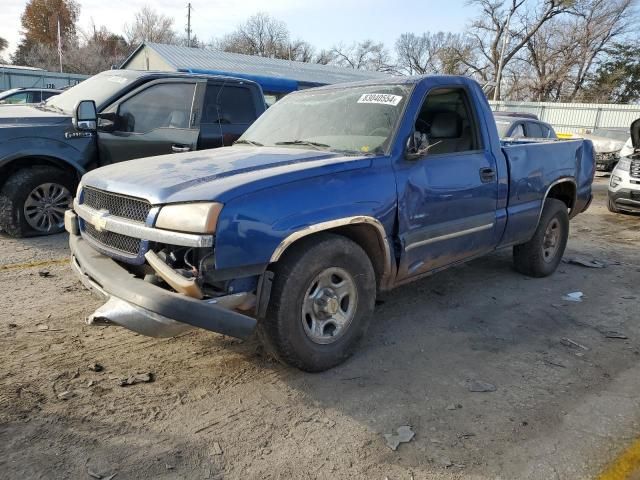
[234, 139, 264, 146]
[275, 140, 331, 150]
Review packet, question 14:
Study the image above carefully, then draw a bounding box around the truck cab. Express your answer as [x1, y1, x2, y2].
[0, 70, 265, 237]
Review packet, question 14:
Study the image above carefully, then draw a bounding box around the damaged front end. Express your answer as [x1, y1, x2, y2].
[65, 187, 264, 339]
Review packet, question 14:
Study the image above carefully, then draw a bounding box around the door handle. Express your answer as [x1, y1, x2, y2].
[479, 167, 496, 183]
[172, 144, 191, 153]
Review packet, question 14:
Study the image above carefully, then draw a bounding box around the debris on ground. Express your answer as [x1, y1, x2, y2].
[562, 292, 584, 302]
[88, 362, 104, 372]
[561, 337, 589, 350]
[57, 391, 73, 400]
[383, 425, 415, 450]
[87, 470, 116, 480]
[38, 270, 52, 278]
[602, 331, 628, 340]
[37, 324, 49, 331]
[446, 403, 463, 410]
[8, 323, 17, 328]
[543, 359, 567, 368]
[562, 256, 606, 268]
[119, 373, 154, 387]
[211, 442, 223, 456]
[467, 380, 497, 392]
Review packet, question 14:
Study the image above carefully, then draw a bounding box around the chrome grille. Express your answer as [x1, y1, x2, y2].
[82, 187, 151, 223]
[631, 159, 640, 179]
[84, 223, 141, 256]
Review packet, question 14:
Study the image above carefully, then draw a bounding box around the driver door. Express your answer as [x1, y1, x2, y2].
[97, 79, 205, 165]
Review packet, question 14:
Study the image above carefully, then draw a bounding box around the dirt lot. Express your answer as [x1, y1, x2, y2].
[1, 176, 639, 480]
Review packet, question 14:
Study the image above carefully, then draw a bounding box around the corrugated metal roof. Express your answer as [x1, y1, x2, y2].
[134, 43, 390, 86]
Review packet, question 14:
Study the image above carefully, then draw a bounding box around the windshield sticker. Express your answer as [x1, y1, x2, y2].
[357, 93, 402, 106]
[107, 76, 128, 84]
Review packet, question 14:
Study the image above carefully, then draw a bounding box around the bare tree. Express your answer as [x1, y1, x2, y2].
[466, 0, 572, 99]
[395, 32, 474, 75]
[217, 12, 289, 58]
[124, 6, 177, 46]
[517, 0, 634, 101]
[329, 40, 394, 72]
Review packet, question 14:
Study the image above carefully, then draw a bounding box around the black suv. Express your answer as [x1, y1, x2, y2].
[0, 70, 266, 237]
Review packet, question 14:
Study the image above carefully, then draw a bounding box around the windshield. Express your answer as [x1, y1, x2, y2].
[238, 84, 412, 155]
[45, 71, 140, 113]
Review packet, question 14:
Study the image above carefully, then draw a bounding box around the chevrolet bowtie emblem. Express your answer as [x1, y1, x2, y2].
[93, 210, 109, 232]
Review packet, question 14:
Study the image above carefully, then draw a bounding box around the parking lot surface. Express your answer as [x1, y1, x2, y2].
[1, 176, 639, 479]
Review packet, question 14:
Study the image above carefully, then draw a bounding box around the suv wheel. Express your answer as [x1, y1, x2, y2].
[0, 167, 76, 237]
[259, 233, 376, 372]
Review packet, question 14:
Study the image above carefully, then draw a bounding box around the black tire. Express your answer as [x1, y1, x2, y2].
[607, 196, 620, 214]
[0, 166, 76, 238]
[259, 233, 376, 372]
[513, 198, 569, 278]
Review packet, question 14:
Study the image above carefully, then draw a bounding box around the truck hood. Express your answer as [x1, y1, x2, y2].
[580, 133, 625, 154]
[81, 146, 374, 205]
[0, 104, 69, 126]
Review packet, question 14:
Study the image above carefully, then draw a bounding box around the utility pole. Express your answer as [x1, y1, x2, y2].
[186, 3, 192, 48]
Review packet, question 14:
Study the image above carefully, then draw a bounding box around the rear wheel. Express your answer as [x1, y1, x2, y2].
[513, 198, 569, 278]
[259, 233, 376, 372]
[0, 167, 76, 237]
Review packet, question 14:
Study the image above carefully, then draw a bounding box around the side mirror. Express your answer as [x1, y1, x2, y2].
[405, 131, 429, 161]
[73, 100, 97, 131]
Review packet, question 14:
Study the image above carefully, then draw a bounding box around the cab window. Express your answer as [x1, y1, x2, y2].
[415, 88, 480, 155]
[118, 83, 196, 133]
[202, 85, 256, 125]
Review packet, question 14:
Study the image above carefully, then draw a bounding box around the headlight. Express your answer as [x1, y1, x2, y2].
[610, 175, 623, 188]
[155, 202, 223, 234]
[616, 158, 631, 172]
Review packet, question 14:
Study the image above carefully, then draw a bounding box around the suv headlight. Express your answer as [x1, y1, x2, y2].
[616, 158, 631, 172]
[156, 202, 223, 234]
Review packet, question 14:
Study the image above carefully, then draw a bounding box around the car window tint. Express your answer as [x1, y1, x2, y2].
[41, 91, 58, 100]
[202, 85, 256, 125]
[3, 92, 31, 104]
[119, 83, 195, 133]
[526, 122, 544, 138]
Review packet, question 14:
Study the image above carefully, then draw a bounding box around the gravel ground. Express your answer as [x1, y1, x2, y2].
[1, 176, 639, 480]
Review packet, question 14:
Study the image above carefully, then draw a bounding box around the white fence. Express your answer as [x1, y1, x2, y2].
[489, 100, 640, 134]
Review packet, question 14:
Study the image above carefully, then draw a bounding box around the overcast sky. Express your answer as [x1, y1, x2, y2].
[3, 0, 478, 57]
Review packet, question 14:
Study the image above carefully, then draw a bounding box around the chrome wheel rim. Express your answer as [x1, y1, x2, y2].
[542, 217, 561, 263]
[302, 267, 357, 345]
[23, 182, 72, 233]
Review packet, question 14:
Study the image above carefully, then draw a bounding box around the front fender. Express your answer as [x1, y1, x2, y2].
[213, 157, 398, 274]
[0, 135, 94, 175]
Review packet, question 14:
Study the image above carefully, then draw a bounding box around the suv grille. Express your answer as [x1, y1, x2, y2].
[84, 223, 141, 256]
[631, 159, 640, 179]
[82, 187, 151, 223]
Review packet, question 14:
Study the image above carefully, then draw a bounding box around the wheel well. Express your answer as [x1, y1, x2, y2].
[0, 157, 80, 191]
[272, 223, 390, 290]
[547, 181, 576, 210]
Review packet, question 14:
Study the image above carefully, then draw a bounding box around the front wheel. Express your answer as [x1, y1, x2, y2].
[259, 233, 376, 372]
[0, 167, 75, 237]
[513, 198, 569, 278]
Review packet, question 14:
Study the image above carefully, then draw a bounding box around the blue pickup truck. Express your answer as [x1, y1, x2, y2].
[66, 75, 595, 371]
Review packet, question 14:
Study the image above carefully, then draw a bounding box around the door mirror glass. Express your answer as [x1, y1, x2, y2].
[405, 131, 429, 160]
[73, 100, 97, 131]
